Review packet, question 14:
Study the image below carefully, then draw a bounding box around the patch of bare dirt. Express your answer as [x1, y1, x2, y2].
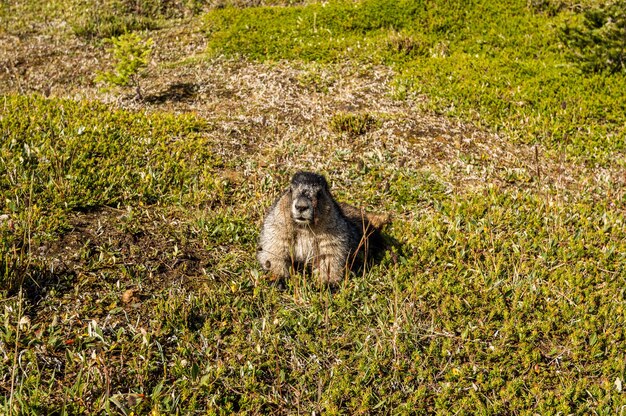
[49, 207, 209, 276]
[26, 207, 214, 319]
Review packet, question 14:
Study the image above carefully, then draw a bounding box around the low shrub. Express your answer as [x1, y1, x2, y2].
[560, 0, 626, 73]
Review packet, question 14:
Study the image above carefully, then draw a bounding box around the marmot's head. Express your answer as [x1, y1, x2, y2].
[289, 172, 331, 226]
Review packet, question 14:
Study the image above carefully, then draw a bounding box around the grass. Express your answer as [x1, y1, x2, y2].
[203, 0, 626, 165]
[329, 112, 379, 136]
[1, 0, 626, 414]
[1, 95, 216, 211]
[203, 0, 422, 62]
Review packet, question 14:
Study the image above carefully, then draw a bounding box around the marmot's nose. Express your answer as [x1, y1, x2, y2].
[295, 201, 309, 213]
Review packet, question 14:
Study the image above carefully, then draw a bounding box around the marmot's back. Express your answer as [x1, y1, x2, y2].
[339, 202, 389, 263]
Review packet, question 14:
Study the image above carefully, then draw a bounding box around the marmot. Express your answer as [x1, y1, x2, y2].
[257, 171, 389, 285]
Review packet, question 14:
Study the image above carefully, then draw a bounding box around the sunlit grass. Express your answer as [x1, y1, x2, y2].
[203, 0, 626, 164]
[1, 0, 626, 413]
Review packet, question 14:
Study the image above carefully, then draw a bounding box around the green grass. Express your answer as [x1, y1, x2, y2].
[2, 0, 626, 414]
[2, 94, 625, 414]
[0, 95, 217, 210]
[0, 94, 232, 292]
[3, 177, 625, 413]
[329, 112, 380, 136]
[203, 0, 626, 164]
[0, 0, 203, 39]
[203, 0, 423, 61]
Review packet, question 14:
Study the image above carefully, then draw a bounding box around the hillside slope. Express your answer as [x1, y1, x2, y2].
[1, 0, 625, 414]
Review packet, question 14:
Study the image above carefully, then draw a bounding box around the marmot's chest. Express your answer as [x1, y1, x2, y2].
[292, 228, 319, 263]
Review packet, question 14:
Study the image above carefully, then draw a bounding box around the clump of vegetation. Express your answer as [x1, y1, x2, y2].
[329, 112, 379, 136]
[96, 32, 154, 100]
[72, 0, 206, 39]
[384, 30, 429, 60]
[560, 0, 626, 73]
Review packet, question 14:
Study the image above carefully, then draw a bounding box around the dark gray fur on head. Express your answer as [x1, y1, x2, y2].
[290, 171, 328, 189]
[288, 172, 333, 227]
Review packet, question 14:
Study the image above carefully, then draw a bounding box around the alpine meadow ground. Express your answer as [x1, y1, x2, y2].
[1, 0, 625, 414]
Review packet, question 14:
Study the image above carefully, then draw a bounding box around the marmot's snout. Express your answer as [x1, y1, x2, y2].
[292, 195, 314, 224]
